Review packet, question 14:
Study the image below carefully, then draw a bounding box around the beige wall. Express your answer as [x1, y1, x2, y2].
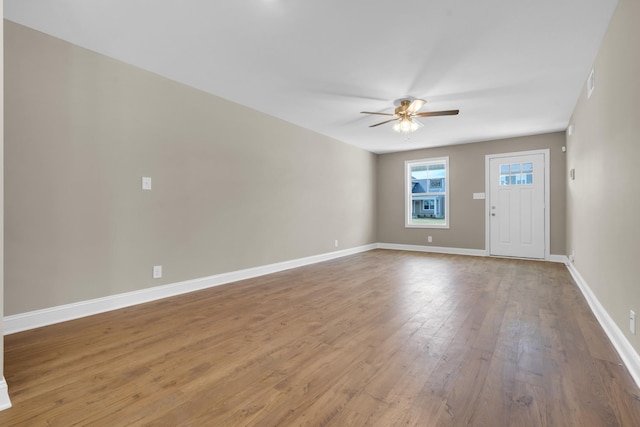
[566, 0, 640, 353]
[4, 21, 377, 315]
[377, 133, 566, 254]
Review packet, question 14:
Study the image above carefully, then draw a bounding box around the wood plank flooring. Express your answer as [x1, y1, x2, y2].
[1, 250, 639, 426]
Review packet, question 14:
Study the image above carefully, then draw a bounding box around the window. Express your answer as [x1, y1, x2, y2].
[499, 162, 533, 186]
[405, 157, 449, 228]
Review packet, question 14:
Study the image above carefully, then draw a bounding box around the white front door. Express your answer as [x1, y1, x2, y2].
[489, 153, 545, 259]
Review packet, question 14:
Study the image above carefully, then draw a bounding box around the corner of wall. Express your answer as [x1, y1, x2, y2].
[0, 0, 11, 412]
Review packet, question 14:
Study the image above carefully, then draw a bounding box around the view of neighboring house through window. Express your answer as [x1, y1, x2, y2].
[405, 157, 449, 228]
[499, 162, 534, 186]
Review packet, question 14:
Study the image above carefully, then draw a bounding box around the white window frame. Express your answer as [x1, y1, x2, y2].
[405, 156, 450, 229]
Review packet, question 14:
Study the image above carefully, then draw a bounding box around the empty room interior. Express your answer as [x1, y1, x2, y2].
[1, 0, 639, 425]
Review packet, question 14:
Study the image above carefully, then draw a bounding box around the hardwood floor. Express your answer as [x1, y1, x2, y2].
[1, 250, 639, 426]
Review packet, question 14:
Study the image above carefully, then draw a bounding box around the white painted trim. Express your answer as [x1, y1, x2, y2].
[377, 243, 486, 257]
[0, 378, 11, 411]
[377, 243, 566, 263]
[566, 262, 640, 388]
[485, 149, 551, 260]
[490, 254, 569, 264]
[549, 254, 569, 264]
[4, 244, 377, 335]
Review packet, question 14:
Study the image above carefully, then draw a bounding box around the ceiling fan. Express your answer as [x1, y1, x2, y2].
[361, 98, 459, 134]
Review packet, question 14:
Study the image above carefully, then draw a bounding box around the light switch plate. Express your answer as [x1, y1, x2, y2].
[473, 193, 486, 200]
[142, 177, 152, 190]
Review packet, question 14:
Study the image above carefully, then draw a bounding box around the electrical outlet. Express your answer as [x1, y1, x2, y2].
[428, 236, 433, 243]
[631, 310, 636, 335]
[153, 265, 162, 279]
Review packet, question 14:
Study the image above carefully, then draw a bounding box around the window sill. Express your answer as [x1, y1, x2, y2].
[405, 224, 450, 229]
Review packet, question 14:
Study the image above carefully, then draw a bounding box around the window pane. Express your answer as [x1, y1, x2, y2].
[411, 180, 427, 194]
[406, 158, 448, 228]
[411, 195, 446, 224]
[500, 175, 509, 186]
[510, 163, 521, 174]
[500, 164, 510, 174]
[522, 162, 533, 173]
[427, 163, 445, 173]
[510, 175, 517, 185]
[411, 164, 427, 175]
[410, 165, 428, 194]
[524, 173, 533, 184]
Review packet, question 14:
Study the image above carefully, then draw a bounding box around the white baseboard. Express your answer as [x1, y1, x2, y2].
[377, 243, 568, 264]
[5, 242, 633, 395]
[566, 262, 640, 388]
[549, 254, 569, 264]
[376, 243, 487, 257]
[3, 244, 377, 335]
[0, 377, 11, 411]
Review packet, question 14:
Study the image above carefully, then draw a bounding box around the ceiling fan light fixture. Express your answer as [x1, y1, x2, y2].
[362, 97, 456, 134]
[393, 116, 421, 134]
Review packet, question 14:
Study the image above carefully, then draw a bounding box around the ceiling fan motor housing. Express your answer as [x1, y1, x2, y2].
[395, 100, 412, 116]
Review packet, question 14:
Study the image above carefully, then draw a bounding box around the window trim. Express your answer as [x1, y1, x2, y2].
[405, 156, 450, 229]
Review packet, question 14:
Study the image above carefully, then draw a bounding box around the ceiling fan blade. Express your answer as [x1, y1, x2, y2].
[369, 118, 399, 128]
[361, 111, 395, 116]
[407, 99, 426, 114]
[414, 109, 460, 117]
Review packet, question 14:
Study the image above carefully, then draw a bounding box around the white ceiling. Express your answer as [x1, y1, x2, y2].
[5, 0, 618, 153]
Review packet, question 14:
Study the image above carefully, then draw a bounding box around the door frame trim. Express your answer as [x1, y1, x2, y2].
[484, 149, 550, 260]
